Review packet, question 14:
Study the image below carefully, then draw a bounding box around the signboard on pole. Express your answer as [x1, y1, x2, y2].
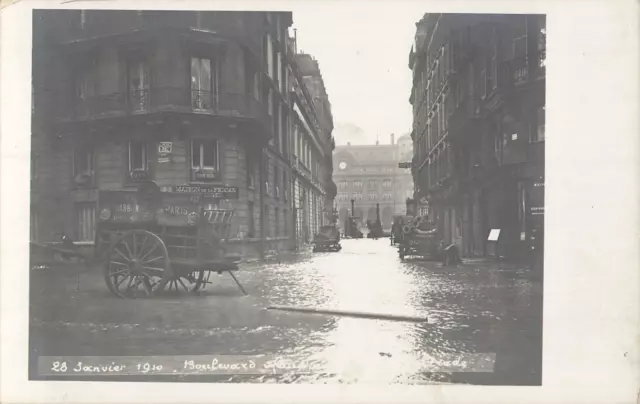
[398, 162, 412, 169]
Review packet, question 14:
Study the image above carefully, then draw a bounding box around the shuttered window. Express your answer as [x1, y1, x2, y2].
[76, 203, 96, 242]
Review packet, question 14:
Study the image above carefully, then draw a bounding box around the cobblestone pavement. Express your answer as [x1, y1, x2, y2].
[30, 238, 542, 385]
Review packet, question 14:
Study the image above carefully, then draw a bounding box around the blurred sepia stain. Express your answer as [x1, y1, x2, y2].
[0, 0, 19, 9]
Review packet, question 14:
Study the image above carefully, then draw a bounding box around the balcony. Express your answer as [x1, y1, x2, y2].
[60, 88, 272, 133]
[57, 11, 245, 47]
[501, 50, 546, 89]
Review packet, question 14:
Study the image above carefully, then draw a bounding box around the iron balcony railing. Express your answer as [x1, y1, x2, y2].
[58, 11, 255, 45]
[500, 50, 546, 88]
[66, 87, 272, 130]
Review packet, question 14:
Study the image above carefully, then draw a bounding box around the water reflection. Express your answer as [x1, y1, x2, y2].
[31, 238, 542, 384]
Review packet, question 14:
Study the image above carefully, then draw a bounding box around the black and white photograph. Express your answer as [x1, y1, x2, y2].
[1, 1, 638, 402]
[27, 8, 545, 386]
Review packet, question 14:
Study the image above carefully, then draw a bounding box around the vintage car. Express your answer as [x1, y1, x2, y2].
[312, 225, 342, 252]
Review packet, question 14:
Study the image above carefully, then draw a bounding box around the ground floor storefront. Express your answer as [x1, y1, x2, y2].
[426, 170, 544, 262]
[291, 173, 326, 248]
[30, 120, 297, 261]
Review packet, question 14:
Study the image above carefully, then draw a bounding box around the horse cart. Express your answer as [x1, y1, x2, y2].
[395, 216, 462, 265]
[94, 182, 246, 298]
[396, 216, 442, 261]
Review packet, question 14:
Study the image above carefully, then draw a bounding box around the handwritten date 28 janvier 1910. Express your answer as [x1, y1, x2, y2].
[50, 361, 162, 374]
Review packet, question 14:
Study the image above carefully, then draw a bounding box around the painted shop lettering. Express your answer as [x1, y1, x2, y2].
[164, 205, 189, 215]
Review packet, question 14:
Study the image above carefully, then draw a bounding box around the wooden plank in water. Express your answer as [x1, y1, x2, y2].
[266, 305, 428, 323]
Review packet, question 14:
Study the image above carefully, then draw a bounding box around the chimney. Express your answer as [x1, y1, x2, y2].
[293, 28, 298, 54]
[390, 133, 395, 145]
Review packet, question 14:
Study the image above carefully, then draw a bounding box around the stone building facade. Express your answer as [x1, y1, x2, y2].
[31, 10, 334, 259]
[288, 51, 336, 246]
[333, 136, 413, 232]
[409, 13, 545, 260]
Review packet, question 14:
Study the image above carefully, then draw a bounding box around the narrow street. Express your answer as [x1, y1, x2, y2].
[30, 238, 542, 385]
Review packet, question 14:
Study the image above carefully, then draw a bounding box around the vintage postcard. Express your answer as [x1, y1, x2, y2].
[1, 0, 638, 403]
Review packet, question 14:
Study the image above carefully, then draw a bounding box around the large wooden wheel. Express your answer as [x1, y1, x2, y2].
[104, 230, 171, 298]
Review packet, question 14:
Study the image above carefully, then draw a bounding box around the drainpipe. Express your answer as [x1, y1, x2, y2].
[259, 147, 265, 260]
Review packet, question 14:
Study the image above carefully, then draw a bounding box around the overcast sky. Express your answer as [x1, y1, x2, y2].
[290, 3, 426, 146]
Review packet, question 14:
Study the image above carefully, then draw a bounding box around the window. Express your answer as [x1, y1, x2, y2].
[191, 57, 215, 110]
[513, 17, 528, 59]
[283, 172, 289, 201]
[76, 203, 96, 242]
[535, 106, 545, 141]
[30, 206, 38, 242]
[73, 146, 94, 185]
[283, 209, 289, 237]
[456, 81, 464, 107]
[368, 193, 376, 200]
[353, 180, 363, 189]
[191, 139, 219, 181]
[266, 34, 274, 79]
[247, 201, 255, 238]
[76, 68, 94, 101]
[128, 141, 148, 179]
[275, 166, 280, 198]
[368, 180, 377, 189]
[128, 59, 149, 111]
[246, 155, 256, 189]
[275, 208, 280, 237]
[491, 28, 499, 90]
[383, 179, 391, 189]
[480, 68, 487, 98]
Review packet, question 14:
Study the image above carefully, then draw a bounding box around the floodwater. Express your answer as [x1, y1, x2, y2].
[30, 238, 542, 385]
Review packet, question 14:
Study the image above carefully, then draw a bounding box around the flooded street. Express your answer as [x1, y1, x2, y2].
[30, 238, 542, 385]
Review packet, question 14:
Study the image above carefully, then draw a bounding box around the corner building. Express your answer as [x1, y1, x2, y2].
[31, 10, 296, 257]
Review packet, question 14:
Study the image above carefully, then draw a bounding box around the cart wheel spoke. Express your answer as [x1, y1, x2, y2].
[177, 277, 189, 293]
[121, 237, 135, 260]
[132, 233, 137, 258]
[136, 235, 149, 260]
[113, 247, 132, 263]
[144, 255, 163, 264]
[139, 243, 159, 264]
[110, 267, 129, 276]
[115, 274, 130, 288]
